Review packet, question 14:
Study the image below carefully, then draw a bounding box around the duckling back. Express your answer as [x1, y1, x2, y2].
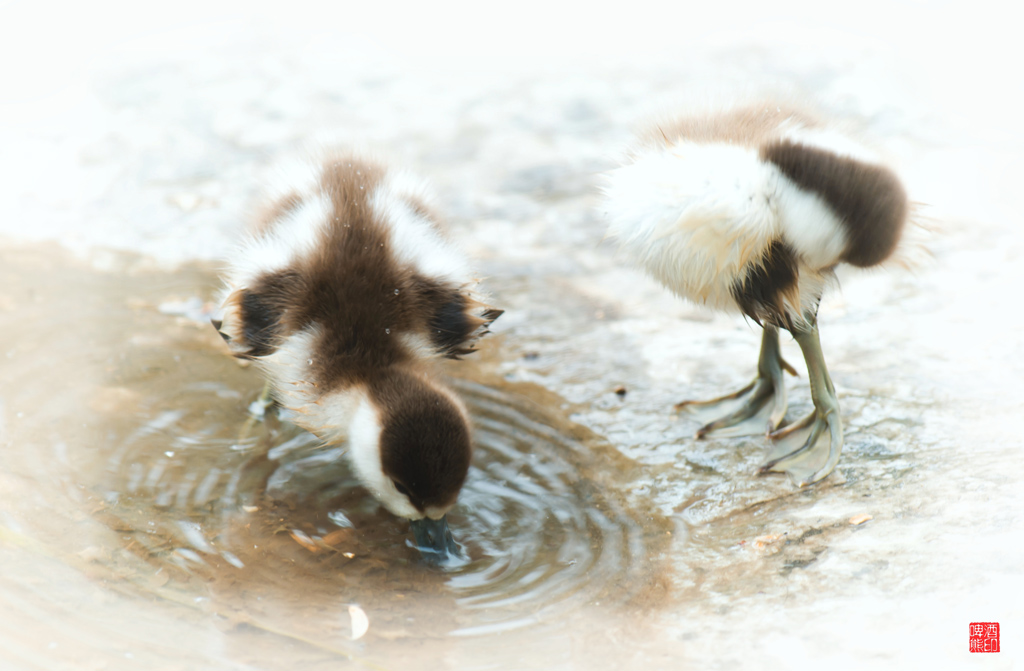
[215, 153, 500, 427]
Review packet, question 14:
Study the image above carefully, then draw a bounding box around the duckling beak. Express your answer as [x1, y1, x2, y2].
[410, 515, 460, 563]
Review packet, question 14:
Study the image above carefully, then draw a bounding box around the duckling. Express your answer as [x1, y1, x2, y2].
[213, 152, 502, 560]
[602, 101, 910, 485]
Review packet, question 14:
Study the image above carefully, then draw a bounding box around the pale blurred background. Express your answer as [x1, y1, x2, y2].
[1, 2, 1022, 670]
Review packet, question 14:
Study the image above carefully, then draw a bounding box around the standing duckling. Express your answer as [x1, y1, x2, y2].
[214, 152, 501, 560]
[602, 101, 910, 485]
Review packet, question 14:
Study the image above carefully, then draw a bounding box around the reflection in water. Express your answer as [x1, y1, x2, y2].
[0, 244, 673, 669]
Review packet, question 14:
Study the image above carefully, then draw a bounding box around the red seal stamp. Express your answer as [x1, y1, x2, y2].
[969, 622, 1000, 653]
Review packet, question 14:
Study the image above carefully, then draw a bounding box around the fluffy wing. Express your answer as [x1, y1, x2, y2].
[413, 279, 502, 359]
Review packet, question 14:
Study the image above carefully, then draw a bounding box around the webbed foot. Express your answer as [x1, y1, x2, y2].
[760, 407, 843, 486]
[676, 326, 796, 438]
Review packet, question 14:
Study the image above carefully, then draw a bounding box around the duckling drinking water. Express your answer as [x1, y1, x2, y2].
[214, 152, 501, 561]
[602, 101, 911, 485]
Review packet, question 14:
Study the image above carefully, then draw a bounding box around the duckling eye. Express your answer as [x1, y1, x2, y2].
[393, 481, 411, 498]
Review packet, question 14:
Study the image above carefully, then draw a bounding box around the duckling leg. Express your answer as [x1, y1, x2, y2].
[759, 319, 843, 486]
[676, 326, 797, 438]
[236, 381, 274, 444]
[233, 383, 280, 504]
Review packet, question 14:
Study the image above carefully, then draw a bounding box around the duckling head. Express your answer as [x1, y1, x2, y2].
[346, 368, 472, 563]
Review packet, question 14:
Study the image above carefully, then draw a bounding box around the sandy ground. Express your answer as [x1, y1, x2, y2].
[1, 3, 1023, 670]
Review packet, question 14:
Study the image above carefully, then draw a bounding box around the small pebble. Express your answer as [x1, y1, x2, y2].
[349, 605, 369, 640]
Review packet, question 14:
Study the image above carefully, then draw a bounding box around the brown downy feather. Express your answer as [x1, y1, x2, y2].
[215, 153, 503, 386]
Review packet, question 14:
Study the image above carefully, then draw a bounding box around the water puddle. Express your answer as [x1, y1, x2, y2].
[0, 242, 673, 669]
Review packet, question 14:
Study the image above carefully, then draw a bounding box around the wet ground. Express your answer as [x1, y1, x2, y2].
[2, 10, 1024, 670]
